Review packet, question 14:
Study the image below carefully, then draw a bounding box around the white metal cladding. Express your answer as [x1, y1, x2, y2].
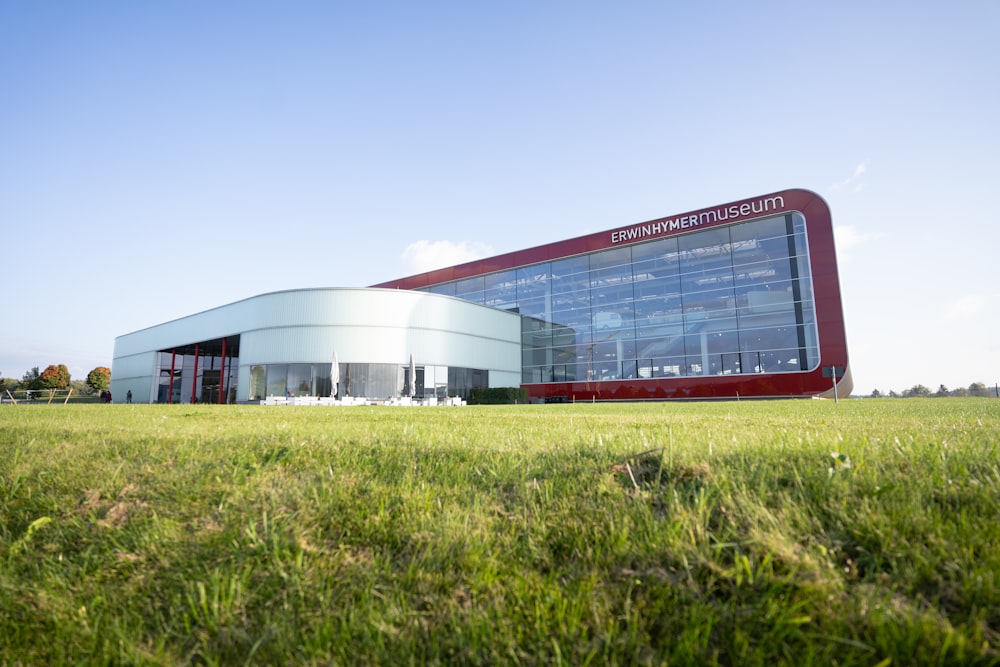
[111, 351, 157, 381]
[108, 351, 156, 403]
[487, 369, 522, 387]
[111, 288, 522, 402]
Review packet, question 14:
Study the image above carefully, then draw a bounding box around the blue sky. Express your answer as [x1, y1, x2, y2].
[2, 1, 997, 395]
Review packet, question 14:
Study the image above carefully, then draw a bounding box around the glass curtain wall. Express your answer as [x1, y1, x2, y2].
[248, 363, 489, 401]
[517, 265, 552, 383]
[417, 213, 819, 384]
[156, 351, 184, 404]
[155, 347, 239, 404]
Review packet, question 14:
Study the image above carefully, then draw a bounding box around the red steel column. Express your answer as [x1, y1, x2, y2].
[168, 349, 176, 404]
[218, 338, 227, 404]
[190, 344, 200, 404]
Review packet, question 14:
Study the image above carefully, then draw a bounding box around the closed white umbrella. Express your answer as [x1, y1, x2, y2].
[409, 353, 416, 398]
[330, 352, 340, 398]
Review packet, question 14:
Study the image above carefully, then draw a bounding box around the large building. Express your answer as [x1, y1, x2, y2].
[111, 188, 851, 403]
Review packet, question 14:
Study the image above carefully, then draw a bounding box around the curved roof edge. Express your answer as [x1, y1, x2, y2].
[372, 188, 827, 290]
[114, 286, 499, 340]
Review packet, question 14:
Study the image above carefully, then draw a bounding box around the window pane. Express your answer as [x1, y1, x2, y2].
[426, 282, 457, 297]
[455, 276, 485, 304]
[516, 264, 550, 320]
[266, 365, 288, 397]
[589, 246, 635, 341]
[286, 364, 313, 396]
[484, 270, 518, 310]
[249, 365, 266, 401]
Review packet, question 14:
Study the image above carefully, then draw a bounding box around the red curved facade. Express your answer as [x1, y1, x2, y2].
[374, 188, 851, 400]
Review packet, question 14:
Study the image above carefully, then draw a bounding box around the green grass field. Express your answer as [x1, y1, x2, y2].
[1, 400, 998, 665]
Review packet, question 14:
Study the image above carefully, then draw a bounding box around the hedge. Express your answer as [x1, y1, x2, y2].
[467, 387, 528, 404]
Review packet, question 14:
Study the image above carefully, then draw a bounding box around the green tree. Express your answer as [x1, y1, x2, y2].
[968, 382, 990, 398]
[903, 384, 931, 398]
[22, 367, 42, 390]
[86, 367, 111, 393]
[69, 379, 91, 396]
[39, 364, 71, 389]
[934, 384, 949, 397]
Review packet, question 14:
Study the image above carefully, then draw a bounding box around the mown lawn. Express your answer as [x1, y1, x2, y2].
[1, 399, 998, 665]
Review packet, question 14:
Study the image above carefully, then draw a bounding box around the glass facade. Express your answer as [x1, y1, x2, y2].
[155, 346, 239, 404]
[247, 362, 489, 401]
[248, 362, 336, 400]
[417, 213, 819, 385]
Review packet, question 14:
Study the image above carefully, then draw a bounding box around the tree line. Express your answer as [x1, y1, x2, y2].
[0, 365, 110, 396]
[866, 382, 997, 398]
[2, 366, 996, 401]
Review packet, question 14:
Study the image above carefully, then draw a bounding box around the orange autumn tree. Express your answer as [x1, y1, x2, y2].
[39, 364, 72, 389]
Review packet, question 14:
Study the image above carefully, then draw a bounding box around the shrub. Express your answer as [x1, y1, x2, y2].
[467, 386, 528, 404]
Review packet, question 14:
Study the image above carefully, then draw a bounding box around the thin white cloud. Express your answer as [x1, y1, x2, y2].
[947, 294, 991, 319]
[401, 240, 493, 274]
[831, 161, 869, 193]
[834, 225, 884, 254]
